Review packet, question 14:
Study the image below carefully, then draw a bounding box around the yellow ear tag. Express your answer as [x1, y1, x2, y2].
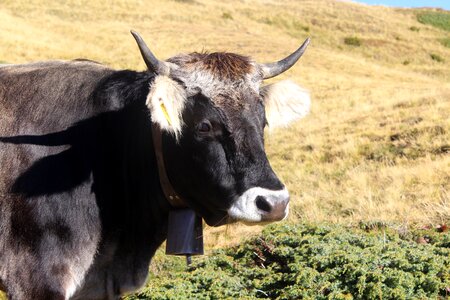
[160, 101, 172, 126]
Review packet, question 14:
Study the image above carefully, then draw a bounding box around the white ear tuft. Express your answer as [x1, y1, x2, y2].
[147, 75, 187, 138]
[260, 80, 310, 129]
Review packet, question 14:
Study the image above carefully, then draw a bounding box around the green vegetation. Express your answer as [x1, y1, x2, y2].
[417, 11, 450, 31]
[221, 12, 233, 20]
[126, 223, 450, 299]
[430, 53, 445, 62]
[440, 37, 450, 48]
[344, 36, 362, 46]
[409, 26, 420, 32]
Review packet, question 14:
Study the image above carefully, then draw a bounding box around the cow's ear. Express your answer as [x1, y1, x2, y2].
[147, 75, 187, 138]
[260, 80, 310, 129]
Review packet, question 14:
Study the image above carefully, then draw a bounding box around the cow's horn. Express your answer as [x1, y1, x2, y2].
[131, 30, 170, 76]
[260, 38, 310, 79]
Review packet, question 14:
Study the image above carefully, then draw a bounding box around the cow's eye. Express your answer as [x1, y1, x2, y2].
[197, 120, 212, 133]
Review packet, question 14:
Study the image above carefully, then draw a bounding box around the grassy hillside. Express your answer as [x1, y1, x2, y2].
[1, 0, 449, 299]
[1, 0, 449, 249]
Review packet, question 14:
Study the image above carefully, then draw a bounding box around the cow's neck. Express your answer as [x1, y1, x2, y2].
[93, 70, 173, 251]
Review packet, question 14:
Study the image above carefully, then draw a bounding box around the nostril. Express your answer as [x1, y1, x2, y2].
[255, 196, 272, 213]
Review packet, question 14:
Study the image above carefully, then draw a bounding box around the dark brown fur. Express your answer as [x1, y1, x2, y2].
[183, 52, 253, 80]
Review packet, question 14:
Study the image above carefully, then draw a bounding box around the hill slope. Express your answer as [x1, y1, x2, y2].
[0, 0, 449, 249]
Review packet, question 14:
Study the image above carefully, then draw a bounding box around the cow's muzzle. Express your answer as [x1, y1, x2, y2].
[227, 187, 290, 223]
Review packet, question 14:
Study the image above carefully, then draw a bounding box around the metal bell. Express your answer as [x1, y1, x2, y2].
[166, 208, 204, 256]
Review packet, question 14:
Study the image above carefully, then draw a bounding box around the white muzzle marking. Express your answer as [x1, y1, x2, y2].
[227, 187, 290, 223]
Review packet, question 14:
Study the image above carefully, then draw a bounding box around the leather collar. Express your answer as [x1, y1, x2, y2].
[151, 124, 187, 208]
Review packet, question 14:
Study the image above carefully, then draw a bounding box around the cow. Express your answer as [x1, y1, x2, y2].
[0, 31, 310, 299]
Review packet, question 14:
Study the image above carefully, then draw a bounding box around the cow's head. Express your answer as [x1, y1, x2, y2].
[132, 31, 310, 226]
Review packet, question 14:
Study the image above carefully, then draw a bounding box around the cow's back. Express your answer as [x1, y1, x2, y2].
[0, 61, 114, 135]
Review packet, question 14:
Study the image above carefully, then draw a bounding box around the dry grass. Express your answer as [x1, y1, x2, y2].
[0, 0, 449, 253]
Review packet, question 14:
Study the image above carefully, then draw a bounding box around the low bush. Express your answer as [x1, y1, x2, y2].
[430, 53, 444, 62]
[440, 37, 450, 48]
[344, 36, 361, 47]
[221, 12, 233, 20]
[126, 223, 450, 299]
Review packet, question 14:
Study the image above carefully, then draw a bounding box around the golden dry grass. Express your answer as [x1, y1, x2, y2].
[0, 0, 449, 253]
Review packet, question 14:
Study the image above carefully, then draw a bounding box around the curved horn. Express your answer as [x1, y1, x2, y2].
[130, 30, 170, 76]
[260, 38, 310, 79]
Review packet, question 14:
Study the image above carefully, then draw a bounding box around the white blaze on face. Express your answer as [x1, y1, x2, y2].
[228, 187, 290, 223]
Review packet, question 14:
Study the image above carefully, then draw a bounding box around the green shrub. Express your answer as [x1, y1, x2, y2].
[221, 12, 233, 20]
[440, 37, 450, 48]
[301, 25, 310, 32]
[344, 36, 361, 46]
[126, 223, 450, 299]
[417, 11, 450, 31]
[409, 26, 420, 32]
[430, 53, 444, 62]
